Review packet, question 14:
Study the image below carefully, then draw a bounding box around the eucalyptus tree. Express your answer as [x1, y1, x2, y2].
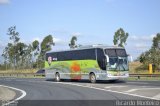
[32, 40, 40, 68]
[139, 33, 160, 71]
[39, 35, 55, 68]
[3, 26, 20, 69]
[113, 28, 129, 47]
[69, 36, 77, 49]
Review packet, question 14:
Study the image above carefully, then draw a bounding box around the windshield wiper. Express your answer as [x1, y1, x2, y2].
[121, 63, 126, 71]
[115, 59, 120, 71]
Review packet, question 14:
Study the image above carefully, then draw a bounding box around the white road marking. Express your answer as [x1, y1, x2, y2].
[138, 88, 160, 90]
[49, 82, 160, 100]
[2, 79, 160, 100]
[127, 82, 149, 84]
[153, 93, 160, 99]
[125, 88, 160, 93]
[0, 85, 26, 106]
[105, 85, 126, 89]
[125, 89, 138, 93]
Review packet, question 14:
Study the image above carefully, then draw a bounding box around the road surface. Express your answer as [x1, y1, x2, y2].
[0, 78, 160, 106]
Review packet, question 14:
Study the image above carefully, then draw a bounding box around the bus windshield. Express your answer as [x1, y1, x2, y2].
[105, 49, 128, 71]
[108, 57, 128, 71]
[105, 49, 127, 57]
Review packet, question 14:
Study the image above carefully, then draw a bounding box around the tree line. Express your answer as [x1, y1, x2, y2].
[138, 33, 160, 72]
[1, 26, 54, 70]
[0, 26, 129, 70]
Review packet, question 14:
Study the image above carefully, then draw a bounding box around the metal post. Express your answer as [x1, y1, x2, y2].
[149, 64, 153, 74]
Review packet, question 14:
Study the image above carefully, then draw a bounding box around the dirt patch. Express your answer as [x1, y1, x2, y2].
[0, 86, 16, 101]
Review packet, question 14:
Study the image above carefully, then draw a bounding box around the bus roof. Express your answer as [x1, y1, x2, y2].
[46, 44, 125, 54]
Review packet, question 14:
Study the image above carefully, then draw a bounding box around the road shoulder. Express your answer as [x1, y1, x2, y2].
[0, 85, 16, 101]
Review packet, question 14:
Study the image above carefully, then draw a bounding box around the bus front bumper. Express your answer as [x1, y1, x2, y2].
[96, 73, 129, 80]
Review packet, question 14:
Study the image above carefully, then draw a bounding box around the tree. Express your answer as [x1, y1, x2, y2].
[6, 26, 20, 69]
[2, 26, 35, 70]
[41, 35, 54, 53]
[69, 36, 77, 49]
[32, 40, 39, 51]
[113, 28, 129, 47]
[2, 46, 10, 70]
[139, 33, 160, 72]
[32, 40, 39, 56]
[38, 35, 54, 68]
[32, 40, 40, 68]
[2, 26, 55, 70]
[152, 33, 160, 49]
[7, 26, 20, 44]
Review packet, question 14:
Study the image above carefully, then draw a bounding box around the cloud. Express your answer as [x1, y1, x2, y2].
[52, 29, 70, 35]
[0, 0, 10, 4]
[126, 34, 156, 60]
[0, 32, 8, 64]
[53, 37, 67, 45]
[31, 37, 67, 46]
[71, 32, 81, 37]
[0, 40, 6, 63]
[127, 34, 155, 51]
[129, 34, 156, 41]
[32, 37, 42, 43]
[0, 40, 6, 49]
[134, 43, 150, 49]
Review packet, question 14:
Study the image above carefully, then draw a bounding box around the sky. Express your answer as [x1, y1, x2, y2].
[0, 0, 160, 63]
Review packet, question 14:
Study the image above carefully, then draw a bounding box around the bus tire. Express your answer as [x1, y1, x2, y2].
[55, 73, 60, 82]
[89, 73, 96, 83]
[109, 79, 117, 83]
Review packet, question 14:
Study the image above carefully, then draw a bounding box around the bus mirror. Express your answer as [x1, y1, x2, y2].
[106, 55, 109, 63]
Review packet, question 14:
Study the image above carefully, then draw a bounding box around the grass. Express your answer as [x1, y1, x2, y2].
[0, 69, 45, 78]
[128, 61, 160, 81]
[0, 69, 38, 74]
[129, 61, 160, 74]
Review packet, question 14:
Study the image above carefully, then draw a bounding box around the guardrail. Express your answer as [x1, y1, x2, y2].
[129, 74, 160, 79]
[0, 73, 160, 78]
[0, 73, 45, 78]
[129, 74, 160, 77]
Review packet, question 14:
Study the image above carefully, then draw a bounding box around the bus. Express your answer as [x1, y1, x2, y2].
[45, 45, 129, 83]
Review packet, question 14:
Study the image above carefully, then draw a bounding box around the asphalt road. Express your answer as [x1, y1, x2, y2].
[0, 78, 160, 106]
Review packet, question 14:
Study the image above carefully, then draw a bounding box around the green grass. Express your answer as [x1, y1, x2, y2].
[0, 69, 38, 74]
[0, 69, 44, 78]
[129, 62, 160, 74]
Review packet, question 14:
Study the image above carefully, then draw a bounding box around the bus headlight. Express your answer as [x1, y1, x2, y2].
[97, 75, 99, 78]
[107, 73, 112, 76]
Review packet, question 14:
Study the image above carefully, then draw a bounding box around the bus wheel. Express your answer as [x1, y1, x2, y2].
[90, 73, 96, 83]
[55, 73, 60, 82]
[109, 79, 118, 83]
